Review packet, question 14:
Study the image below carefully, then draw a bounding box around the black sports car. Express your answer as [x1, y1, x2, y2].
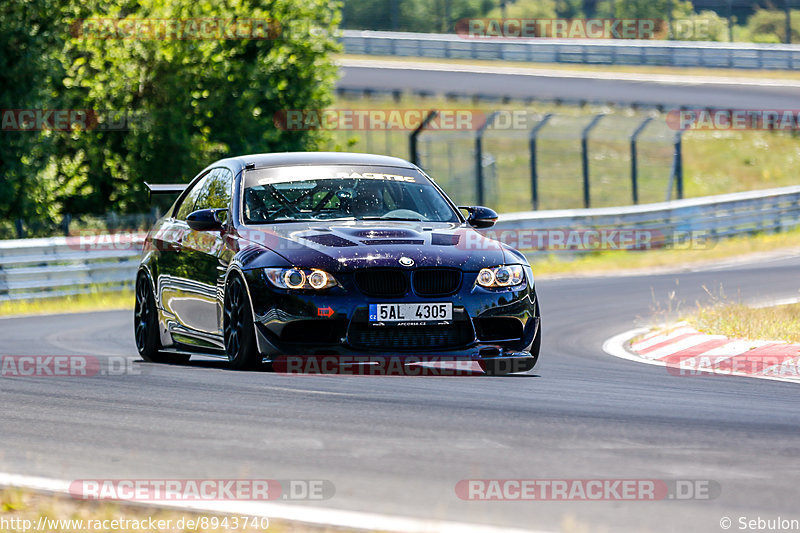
[135, 152, 541, 375]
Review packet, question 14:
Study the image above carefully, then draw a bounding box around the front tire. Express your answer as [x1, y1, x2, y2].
[223, 274, 261, 370]
[134, 273, 190, 364]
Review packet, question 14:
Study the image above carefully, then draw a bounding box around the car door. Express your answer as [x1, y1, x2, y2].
[158, 168, 231, 348]
[182, 167, 234, 339]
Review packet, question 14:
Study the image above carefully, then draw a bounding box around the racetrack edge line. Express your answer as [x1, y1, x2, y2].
[0, 472, 552, 533]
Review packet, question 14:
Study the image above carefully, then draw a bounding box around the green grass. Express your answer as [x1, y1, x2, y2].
[687, 302, 800, 343]
[0, 289, 134, 317]
[682, 130, 800, 197]
[0, 487, 339, 533]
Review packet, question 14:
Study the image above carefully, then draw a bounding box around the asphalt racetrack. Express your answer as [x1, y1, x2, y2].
[338, 58, 800, 108]
[1, 255, 800, 532]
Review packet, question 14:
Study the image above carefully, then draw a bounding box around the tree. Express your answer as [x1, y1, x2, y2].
[746, 8, 800, 44]
[487, 0, 557, 19]
[595, 0, 694, 39]
[60, 0, 341, 216]
[342, 0, 495, 33]
[672, 10, 730, 41]
[1, 0, 342, 237]
[0, 0, 76, 235]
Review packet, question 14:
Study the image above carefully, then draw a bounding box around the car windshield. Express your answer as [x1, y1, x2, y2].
[242, 166, 460, 224]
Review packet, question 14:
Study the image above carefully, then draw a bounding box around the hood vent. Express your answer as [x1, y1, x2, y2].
[431, 233, 460, 246]
[300, 234, 358, 247]
[350, 229, 418, 239]
[360, 239, 424, 246]
[238, 247, 265, 265]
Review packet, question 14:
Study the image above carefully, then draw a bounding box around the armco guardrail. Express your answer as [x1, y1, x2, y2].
[494, 185, 800, 252]
[1, 185, 799, 300]
[0, 234, 144, 301]
[341, 30, 800, 70]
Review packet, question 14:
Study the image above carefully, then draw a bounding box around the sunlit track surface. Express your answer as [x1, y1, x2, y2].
[1, 257, 799, 532]
[338, 60, 800, 108]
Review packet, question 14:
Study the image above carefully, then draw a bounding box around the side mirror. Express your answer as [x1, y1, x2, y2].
[186, 209, 226, 232]
[460, 206, 498, 229]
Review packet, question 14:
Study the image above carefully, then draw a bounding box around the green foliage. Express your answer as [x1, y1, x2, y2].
[0, 0, 341, 237]
[487, 0, 557, 19]
[0, 0, 74, 232]
[672, 10, 730, 41]
[746, 9, 800, 44]
[342, 0, 494, 33]
[591, 0, 693, 20]
[594, 0, 693, 38]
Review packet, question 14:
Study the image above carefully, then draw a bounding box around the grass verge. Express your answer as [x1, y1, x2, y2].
[687, 303, 800, 343]
[0, 290, 133, 317]
[0, 487, 337, 533]
[530, 226, 800, 277]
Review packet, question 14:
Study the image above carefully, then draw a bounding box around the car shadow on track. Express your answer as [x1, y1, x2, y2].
[133, 358, 540, 378]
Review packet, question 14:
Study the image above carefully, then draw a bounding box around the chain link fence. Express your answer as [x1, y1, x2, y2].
[323, 97, 679, 212]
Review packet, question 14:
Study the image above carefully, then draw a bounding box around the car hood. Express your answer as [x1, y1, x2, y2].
[237, 221, 511, 272]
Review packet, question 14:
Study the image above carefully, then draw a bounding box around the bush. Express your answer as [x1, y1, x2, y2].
[672, 10, 730, 41]
[746, 8, 800, 44]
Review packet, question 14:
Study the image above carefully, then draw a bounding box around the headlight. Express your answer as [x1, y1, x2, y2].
[265, 268, 338, 290]
[476, 265, 525, 288]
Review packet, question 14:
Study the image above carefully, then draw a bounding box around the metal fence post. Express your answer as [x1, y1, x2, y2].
[409, 110, 438, 167]
[630, 116, 654, 205]
[61, 214, 72, 236]
[675, 131, 684, 200]
[475, 111, 500, 206]
[529, 113, 554, 210]
[667, 130, 685, 201]
[581, 114, 606, 208]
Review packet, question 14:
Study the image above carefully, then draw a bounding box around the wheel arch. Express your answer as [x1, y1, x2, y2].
[222, 265, 265, 357]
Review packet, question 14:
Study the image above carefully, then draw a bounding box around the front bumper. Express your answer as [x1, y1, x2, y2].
[243, 267, 539, 362]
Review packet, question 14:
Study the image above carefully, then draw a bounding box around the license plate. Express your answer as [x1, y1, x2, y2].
[369, 303, 452, 325]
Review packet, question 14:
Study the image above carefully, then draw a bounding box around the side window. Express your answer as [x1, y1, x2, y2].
[194, 168, 233, 211]
[174, 172, 210, 221]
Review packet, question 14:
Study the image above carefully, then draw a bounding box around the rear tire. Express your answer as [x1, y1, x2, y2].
[134, 273, 190, 364]
[223, 274, 261, 370]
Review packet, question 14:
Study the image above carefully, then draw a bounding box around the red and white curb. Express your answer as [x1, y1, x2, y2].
[603, 323, 800, 384]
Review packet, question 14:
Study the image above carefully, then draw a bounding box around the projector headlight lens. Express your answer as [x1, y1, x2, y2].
[284, 269, 306, 289]
[476, 265, 525, 288]
[308, 270, 329, 289]
[477, 268, 495, 287]
[265, 268, 337, 290]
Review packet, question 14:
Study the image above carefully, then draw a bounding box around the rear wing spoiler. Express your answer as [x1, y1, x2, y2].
[145, 182, 187, 199]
